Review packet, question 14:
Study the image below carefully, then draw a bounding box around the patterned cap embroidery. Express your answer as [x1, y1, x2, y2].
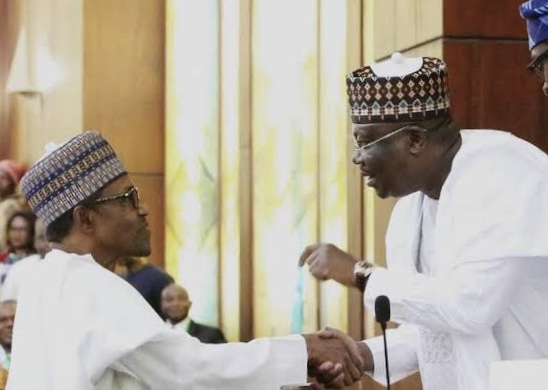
[20, 131, 127, 226]
[346, 57, 451, 124]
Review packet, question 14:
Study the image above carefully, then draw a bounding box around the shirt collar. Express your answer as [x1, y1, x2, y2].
[166, 316, 191, 331]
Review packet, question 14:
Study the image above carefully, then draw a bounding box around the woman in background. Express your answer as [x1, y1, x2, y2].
[0, 160, 26, 253]
[0, 211, 37, 285]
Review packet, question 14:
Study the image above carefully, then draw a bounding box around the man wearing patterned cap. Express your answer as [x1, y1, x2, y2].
[0, 160, 26, 252]
[7, 131, 365, 390]
[520, 0, 548, 94]
[300, 53, 548, 390]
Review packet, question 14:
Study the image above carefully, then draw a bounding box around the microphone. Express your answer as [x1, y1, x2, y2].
[375, 295, 391, 390]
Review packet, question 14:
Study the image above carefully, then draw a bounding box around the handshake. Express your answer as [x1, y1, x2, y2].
[303, 328, 372, 389]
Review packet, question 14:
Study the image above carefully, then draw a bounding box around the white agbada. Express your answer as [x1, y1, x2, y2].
[7, 250, 307, 390]
[362, 130, 548, 390]
[1, 253, 40, 300]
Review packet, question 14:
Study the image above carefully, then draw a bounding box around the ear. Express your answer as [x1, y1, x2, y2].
[407, 127, 428, 155]
[72, 205, 96, 234]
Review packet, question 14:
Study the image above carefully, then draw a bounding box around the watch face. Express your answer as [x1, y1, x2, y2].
[354, 261, 371, 275]
[281, 385, 314, 390]
[354, 262, 373, 292]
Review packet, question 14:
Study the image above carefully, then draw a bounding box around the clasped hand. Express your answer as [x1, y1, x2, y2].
[305, 328, 366, 389]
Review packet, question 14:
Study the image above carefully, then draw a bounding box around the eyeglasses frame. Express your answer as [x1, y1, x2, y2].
[527, 47, 548, 80]
[90, 186, 140, 209]
[353, 124, 429, 152]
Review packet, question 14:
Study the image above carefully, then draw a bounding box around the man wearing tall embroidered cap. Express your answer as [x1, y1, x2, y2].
[520, 0, 548, 94]
[300, 53, 548, 390]
[7, 131, 366, 390]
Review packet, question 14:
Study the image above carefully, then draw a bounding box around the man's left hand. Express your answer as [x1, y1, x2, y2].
[298, 243, 357, 287]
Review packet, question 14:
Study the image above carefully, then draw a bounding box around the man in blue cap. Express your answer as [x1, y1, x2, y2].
[520, 0, 548, 94]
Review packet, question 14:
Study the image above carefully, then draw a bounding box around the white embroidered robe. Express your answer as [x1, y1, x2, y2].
[363, 130, 548, 389]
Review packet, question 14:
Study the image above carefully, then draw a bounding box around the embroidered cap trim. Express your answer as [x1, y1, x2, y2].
[20, 132, 127, 226]
[346, 57, 451, 124]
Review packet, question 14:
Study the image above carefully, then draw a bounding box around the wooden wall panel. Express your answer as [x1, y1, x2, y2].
[444, 0, 527, 39]
[83, 0, 165, 175]
[10, 0, 83, 165]
[443, 39, 548, 152]
[0, 0, 19, 158]
[83, 0, 165, 267]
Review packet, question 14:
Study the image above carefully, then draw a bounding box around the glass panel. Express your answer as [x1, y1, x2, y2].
[252, 0, 319, 337]
[166, 0, 220, 326]
[220, 0, 243, 341]
[318, 0, 349, 332]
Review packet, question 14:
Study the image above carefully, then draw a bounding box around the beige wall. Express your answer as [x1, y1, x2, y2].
[0, 0, 20, 158]
[365, 0, 443, 62]
[7, 0, 83, 164]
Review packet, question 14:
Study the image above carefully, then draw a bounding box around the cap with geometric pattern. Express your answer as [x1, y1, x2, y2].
[345, 53, 451, 124]
[20, 131, 127, 226]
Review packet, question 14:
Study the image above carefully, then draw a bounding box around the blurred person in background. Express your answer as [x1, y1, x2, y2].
[520, 1, 548, 95]
[118, 256, 174, 318]
[2, 219, 49, 300]
[161, 283, 226, 344]
[0, 160, 26, 253]
[0, 300, 16, 389]
[0, 212, 37, 286]
[0, 301, 16, 370]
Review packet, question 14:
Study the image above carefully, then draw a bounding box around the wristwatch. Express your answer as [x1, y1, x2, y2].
[354, 261, 375, 293]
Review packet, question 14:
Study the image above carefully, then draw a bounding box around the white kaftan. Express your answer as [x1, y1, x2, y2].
[7, 249, 307, 390]
[1, 253, 40, 300]
[363, 130, 548, 390]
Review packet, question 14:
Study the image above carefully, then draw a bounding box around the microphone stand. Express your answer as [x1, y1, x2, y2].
[380, 321, 390, 390]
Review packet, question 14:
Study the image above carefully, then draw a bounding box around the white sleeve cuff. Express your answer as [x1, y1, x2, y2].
[364, 267, 409, 321]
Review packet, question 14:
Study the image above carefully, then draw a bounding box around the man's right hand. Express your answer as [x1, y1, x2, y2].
[317, 328, 374, 388]
[303, 328, 368, 388]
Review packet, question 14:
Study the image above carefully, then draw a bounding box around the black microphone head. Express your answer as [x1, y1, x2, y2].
[375, 295, 391, 324]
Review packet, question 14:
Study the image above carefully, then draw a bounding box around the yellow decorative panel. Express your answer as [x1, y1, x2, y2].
[167, 0, 362, 340]
[219, 0, 244, 342]
[166, 0, 220, 326]
[318, 0, 350, 332]
[252, 0, 319, 337]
